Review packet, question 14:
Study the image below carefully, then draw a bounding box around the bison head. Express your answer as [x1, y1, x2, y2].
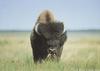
[34, 21, 67, 60]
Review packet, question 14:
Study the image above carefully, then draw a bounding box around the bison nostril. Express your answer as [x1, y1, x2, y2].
[48, 48, 56, 54]
[49, 49, 55, 51]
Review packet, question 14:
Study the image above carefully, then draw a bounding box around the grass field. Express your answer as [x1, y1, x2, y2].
[0, 31, 100, 71]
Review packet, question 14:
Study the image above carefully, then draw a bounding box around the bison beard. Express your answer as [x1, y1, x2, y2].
[30, 22, 67, 63]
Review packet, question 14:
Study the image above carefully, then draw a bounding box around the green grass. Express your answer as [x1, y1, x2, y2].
[0, 32, 100, 71]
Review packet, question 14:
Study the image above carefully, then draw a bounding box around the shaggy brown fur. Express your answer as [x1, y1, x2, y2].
[37, 10, 55, 24]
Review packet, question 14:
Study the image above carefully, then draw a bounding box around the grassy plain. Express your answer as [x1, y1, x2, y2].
[0, 31, 100, 71]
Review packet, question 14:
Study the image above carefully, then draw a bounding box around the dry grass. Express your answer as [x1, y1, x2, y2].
[0, 31, 100, 71]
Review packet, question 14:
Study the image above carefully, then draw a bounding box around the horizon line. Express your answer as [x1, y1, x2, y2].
[0, 29, 100, 32]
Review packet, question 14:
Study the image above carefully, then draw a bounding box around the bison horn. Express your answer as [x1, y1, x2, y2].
[62, 28, 66, 35]
[34, 23, 41, 35]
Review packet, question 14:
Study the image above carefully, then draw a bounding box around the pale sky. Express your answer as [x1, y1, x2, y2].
[0, 0, 100, 30]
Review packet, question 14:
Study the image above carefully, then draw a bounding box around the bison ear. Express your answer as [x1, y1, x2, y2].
[54, 22, 64, 35]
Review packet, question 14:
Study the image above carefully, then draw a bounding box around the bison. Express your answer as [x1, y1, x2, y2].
[30, 10, 67, 63]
